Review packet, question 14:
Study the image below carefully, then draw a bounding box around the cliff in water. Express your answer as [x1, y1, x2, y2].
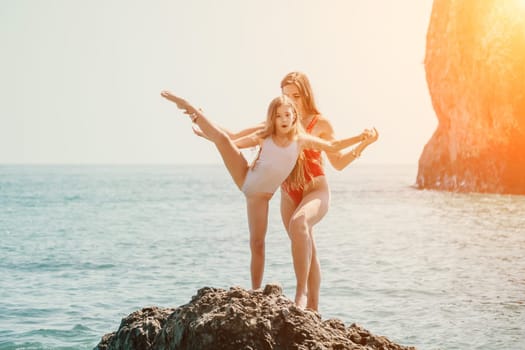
[417, 0, 525, 194]
[95, 284, 415, 350]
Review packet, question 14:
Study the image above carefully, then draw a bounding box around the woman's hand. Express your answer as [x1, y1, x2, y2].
[192, 125, 210, 140]
[363, 127, 379, 145]
[360, 129, 371, 140]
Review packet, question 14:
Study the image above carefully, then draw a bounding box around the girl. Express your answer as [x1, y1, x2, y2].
[161, 90, 377, 294]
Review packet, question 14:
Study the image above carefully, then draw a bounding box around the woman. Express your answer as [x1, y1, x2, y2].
[161, 90, 376, 293]
[229, 72, 378, 310]
[280, 72, 378, 310]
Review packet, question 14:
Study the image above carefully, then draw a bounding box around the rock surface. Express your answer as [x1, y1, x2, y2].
[417, 0, 525, 194]
[95, 284, 416, 350]
[96, 307, 177, 350]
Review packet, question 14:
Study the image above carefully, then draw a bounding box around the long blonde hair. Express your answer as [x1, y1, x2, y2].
[280, 71, 321, 116]
[280, 72, 322, 190]
[257, 95, 312, 191]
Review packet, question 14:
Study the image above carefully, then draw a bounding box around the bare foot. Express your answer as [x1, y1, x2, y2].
[295, 292, 308, 309]
[306, 300, 319, 312]
[160, 89, 178, 103]
[160, 90, 198, 116]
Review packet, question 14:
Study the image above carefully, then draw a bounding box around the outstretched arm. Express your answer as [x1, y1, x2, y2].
[224, 123, 266, 140]
[300, 128, 379, 160]
[311, 118, 371, 170]
[195, 121, 265, 140]
[194, 122, 265, 141]
[325, 129, 377, 170]
[234, 131, 261, 149]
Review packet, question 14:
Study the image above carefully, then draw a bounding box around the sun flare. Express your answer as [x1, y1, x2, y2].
[505, 0, 525, 19]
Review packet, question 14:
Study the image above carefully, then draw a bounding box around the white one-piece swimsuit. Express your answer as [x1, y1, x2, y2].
[241, 137, 300, 196]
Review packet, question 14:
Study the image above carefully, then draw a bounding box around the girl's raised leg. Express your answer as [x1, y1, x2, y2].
[161, 91, 248, 189]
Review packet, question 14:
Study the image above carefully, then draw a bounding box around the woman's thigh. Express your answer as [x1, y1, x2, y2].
[292, 187, 330, 229]
[280, 190, 298, 235]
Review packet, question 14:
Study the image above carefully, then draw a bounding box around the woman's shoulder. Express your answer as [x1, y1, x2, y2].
[313, 114, 335, 137]
[315, 113, 332, 126]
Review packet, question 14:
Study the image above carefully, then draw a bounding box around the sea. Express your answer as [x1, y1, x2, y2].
[0, 164, 524, 350]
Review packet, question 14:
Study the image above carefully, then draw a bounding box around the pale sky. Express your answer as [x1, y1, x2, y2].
[0, 0, 436, 165]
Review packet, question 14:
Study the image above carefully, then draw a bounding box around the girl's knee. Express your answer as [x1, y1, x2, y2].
[250, 238, 265, 255]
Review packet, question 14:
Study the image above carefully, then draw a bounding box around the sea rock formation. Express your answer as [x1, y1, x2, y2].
[95, 284, 416, 350]
[96, 307, 177, 350]
[417, 0, 525, 194]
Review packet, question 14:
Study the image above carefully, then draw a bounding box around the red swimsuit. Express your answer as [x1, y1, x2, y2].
[282, 115, 325, 205]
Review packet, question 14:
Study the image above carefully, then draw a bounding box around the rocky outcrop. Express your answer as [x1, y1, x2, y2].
[417, 0, 525, 194]
[95, 284, 416, 350]
[96, 307, 177, 350]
